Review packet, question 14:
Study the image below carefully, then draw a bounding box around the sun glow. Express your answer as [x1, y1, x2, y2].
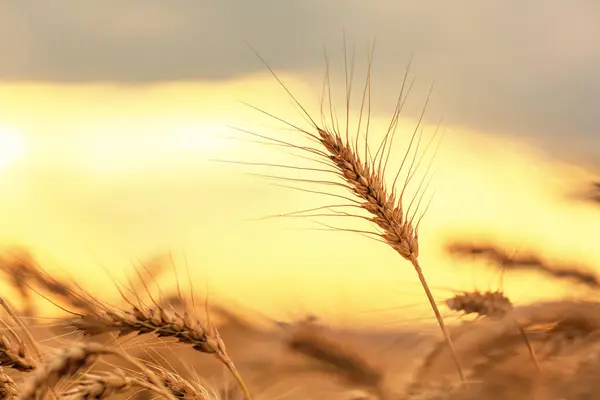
[0, 125, 25, 171]
[0, 80, 599, 322]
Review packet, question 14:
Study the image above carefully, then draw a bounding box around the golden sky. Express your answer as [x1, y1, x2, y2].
[0, 73, 599, 328]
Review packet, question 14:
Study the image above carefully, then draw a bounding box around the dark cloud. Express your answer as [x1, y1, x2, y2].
[1, 1, 600, 159]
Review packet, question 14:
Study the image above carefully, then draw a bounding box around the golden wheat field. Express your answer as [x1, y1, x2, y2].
[2, 3, 600, 399]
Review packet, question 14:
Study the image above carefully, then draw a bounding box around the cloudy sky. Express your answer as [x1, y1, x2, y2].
[0, 1, 599, 324]
[2, 0, 600, 162]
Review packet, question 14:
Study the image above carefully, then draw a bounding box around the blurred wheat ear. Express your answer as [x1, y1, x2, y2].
[19, 342, 176, 400]
[445, 290, 540, 373]
[236, 42, 465, 382]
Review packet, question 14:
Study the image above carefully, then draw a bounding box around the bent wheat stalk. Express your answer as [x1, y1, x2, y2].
[245, 45, 465, 381]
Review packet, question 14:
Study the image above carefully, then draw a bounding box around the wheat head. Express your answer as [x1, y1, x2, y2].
[70, 302, 251, 400]
[0, 332, 35, 372]
[247, 47, 465, 381]
[152, 368, 210, 400]
[61, 370, 134, 399]
[0, 367, 18, 399]
[19, 342, 106, 400]
[445, 290, 513, 319]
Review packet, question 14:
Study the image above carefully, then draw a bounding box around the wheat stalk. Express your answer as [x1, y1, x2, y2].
[245, 46, 465, 381]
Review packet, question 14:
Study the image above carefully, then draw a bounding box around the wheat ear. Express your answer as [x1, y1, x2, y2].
[445, 290, 539, 372]
[19, 342, 176, 400]
[151, 368, 210, 399]
[0, 332, 35, 372]
[445, 290, 513, 319]
[0, 252, 96, 315]
[71, 304, 251, 400]
[287, 324, 392, 400]
[0, 297, 41, 368]
[61, 369, 172, 400]
[0, 367, 18, 398]
[246, 47, 465, 381]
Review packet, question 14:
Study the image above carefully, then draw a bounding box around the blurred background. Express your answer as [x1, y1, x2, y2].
[0, 0, 599, 327]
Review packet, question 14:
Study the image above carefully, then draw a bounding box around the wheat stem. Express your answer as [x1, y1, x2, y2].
[215, 352, 252, 400]
[515, 321, 540, 373]
[410, 256, 465, 381]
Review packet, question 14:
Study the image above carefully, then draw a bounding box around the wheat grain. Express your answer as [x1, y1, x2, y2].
[0, 367, 18, 399]
[61, 370, 133, 399]
[152, 368, 209, 399]
[0, 332, 35, 372]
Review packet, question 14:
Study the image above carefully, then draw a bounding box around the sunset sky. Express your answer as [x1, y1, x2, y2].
[1, 1, 599, 327]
